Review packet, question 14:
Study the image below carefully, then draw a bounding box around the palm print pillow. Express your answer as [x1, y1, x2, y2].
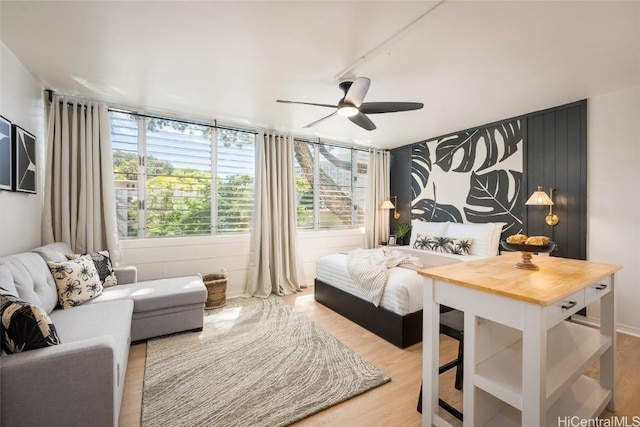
[47, 255, 103, 309]
[0, 287, 61, 354]
[67, 250, 117, 287]
[413, 234, 474, 255]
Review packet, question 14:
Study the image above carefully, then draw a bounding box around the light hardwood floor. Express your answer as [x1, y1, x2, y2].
[119, 287, 640, 426]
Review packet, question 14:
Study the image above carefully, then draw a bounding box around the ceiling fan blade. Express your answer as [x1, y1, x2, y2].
[359, 102, 424, 114]
[303, 111, 338, 128]
[343, 77, 371, 107]
[349, 112, 376, 131]
[277, 100, 338, 109]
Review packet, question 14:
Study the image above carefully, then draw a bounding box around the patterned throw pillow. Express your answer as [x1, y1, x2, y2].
[413, 234, 474, 256]
[0, 287, 61, 354]
[67, 250, 117, 287]
[47, 255, 103, 309]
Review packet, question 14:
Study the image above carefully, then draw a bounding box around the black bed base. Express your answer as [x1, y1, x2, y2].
[314, 278, 423, 349]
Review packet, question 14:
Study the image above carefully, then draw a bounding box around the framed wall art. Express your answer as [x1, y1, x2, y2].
[0, 115, 11, 191]
[11, 125, 36, 193]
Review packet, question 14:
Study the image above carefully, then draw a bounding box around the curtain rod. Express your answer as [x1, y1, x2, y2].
[110, 108, 374, 152]
[46, 89, 94, 107]
[109, 107, 226, 132]
[45, 89, 380, 153]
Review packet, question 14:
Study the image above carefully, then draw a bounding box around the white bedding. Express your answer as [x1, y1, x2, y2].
[316, 249, 486, 316]
[346, 247, 423, 307]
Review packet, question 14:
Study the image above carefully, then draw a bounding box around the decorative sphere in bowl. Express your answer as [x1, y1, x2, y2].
[501, 241, 556, 253]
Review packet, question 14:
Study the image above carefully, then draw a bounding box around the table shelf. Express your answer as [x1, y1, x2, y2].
[481, 375, 611, 427]
[475, 320, 611, 410]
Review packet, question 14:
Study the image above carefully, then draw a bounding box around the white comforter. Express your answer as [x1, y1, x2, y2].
[346, 247, 423, 307]
[316, 248, 483, 315]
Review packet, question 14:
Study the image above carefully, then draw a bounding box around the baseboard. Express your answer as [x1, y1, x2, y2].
[226, 290, 244, 299]
[570, 314, 600, 328]
[571, 315, 640, 338]
[615, 324, 640, 338]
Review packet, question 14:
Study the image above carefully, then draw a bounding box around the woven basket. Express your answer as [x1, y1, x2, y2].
[202, 269, 227, 309]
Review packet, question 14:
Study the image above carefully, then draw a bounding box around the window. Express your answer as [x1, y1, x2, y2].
[294, 140, 368, 230]
[216, 129, 256, 233]
[111, 112, 255, 238]
[353, 149, 368, 227]
[145, 119, 211, 237]
[111, 110, 365, 238]
[294, 141, 315, 229]
[112, 113, 140, 237]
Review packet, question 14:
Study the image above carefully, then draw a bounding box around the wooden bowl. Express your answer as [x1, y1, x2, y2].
[500, 241, 556, 270]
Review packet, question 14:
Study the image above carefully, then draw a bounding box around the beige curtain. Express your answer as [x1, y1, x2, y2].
[42, 96, 118, 258]
[364, 150, 390, 249]
[245, 132, 304, 297]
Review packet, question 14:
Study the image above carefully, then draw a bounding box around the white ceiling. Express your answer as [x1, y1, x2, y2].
[1, 1, 639, 149]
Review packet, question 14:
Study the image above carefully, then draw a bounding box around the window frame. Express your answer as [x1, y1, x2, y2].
[110, 111, 256, 238]
[293, 140, 368, 231]
[110, 110, 369, 239]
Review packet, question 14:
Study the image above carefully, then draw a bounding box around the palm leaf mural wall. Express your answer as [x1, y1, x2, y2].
[410, 119, 524, 234]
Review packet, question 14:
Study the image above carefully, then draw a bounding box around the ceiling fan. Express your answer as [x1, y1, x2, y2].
[276, 77, 423, 131]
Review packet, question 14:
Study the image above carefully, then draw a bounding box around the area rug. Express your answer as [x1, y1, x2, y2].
[141, 296, 391, 427]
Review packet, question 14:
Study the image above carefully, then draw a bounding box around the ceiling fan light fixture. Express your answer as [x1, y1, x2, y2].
[337, 104, 359, 117]
[278, 76, 422, 130]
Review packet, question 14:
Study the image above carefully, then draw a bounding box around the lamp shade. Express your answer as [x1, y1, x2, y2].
[525, 186, 554, 206]
[381, 200, 395, 210]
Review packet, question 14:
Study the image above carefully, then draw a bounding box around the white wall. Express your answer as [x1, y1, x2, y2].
[119, 229, 364, 298]
[0, 42, 44, 257]
[585, 86, 640, 336]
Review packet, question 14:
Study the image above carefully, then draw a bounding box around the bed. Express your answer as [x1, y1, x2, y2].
[314, 221, 505, 348]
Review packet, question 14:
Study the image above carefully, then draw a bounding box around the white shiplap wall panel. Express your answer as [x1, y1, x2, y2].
[225, 270, 248, 298]
[133, 262, 165, 282]
[196, 255, 250, 275]
[118, 229, 364, 299]
[298, 229, 365, 285]
[162, 259, 204, 279]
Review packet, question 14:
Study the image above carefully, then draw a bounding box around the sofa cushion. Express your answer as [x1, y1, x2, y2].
[85, 275, 206, 314]
[47, 255, 103, 309]
[48, 299, 133, 400]
[31, 242, 73, 262]
[0, 253, 59, 314]
[48, 299, 133, 344]
[68, 250, 118, 288]
[0, 287, 61, 354]
[32, 242, 74, 263]
[0, 265, 18, 295]
[113, 266, 137, 285]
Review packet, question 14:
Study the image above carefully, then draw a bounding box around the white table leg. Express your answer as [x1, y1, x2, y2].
[464, 312, 476, 426]
[522, 304, 546, 427]
[600, 277, 616, 411]
[423, 278, 442, 427]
